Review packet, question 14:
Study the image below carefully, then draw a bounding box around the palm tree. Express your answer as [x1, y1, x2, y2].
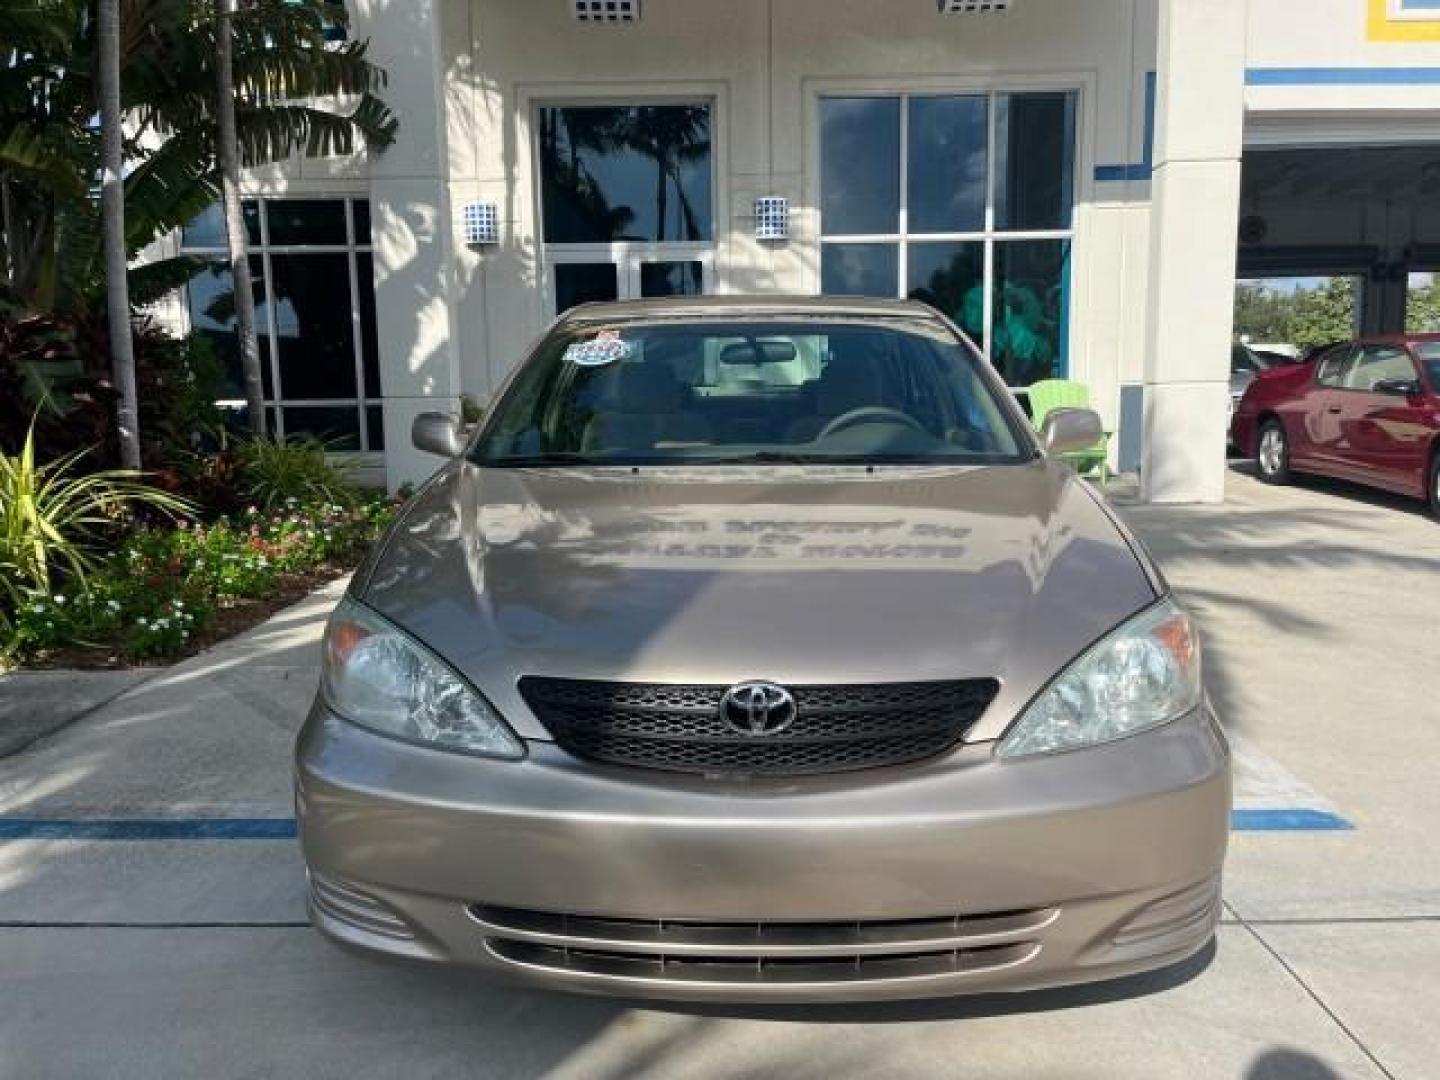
[214, 0, 264, 434]
[1, 0, 396, 458]
[97, 0, 141, 467]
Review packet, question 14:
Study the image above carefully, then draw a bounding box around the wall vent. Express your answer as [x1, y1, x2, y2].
[462, 202, 499, 246]
[574, 1, 640, 22]
[754, 197, 789, 242]
[938, 0, 1010, 12]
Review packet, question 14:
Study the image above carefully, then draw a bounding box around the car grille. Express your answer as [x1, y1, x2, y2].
[472, 904, 1052, 987]
[517, 677, 999, 777]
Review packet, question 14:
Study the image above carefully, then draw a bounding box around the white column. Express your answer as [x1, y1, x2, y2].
[352, 0, 462, 492]
[1140, 0, 1247, 503]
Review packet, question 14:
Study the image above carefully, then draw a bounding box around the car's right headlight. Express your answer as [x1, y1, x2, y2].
[998, 597, 1203, 759]
[320, 596, 524, 760]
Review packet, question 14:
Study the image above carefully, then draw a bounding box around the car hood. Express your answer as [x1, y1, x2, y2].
[360, 461, 1158, 743]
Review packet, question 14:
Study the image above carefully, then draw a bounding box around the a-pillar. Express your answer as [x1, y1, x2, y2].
[1140, 0, 1247, 503]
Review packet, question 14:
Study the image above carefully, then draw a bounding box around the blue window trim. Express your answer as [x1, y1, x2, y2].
[1246, 66, 1440, 85]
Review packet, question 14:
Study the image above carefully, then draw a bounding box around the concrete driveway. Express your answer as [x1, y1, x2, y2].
[0, 466, 1435, 1079]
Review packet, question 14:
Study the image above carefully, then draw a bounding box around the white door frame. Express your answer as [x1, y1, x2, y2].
[543, 242, 716, 316]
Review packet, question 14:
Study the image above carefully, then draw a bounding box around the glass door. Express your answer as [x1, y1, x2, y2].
[546, 249, 710, 316]
[553, 262, 620, 313]
[637, 259, 704, 298]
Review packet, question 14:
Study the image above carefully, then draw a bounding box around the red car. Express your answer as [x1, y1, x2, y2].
[1230, 334, 1440, 516]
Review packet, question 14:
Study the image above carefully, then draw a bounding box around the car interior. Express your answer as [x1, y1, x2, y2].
[483, 323, 1021, 463]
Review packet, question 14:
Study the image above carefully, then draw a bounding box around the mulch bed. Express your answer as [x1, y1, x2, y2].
[18, 565, 353, 672]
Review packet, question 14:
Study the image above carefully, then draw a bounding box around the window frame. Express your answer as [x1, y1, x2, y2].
[178, 195, 380, 454]
[808, 78, 1089, 387]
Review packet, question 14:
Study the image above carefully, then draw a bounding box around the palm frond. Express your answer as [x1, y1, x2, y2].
[128, 255, 208, 308]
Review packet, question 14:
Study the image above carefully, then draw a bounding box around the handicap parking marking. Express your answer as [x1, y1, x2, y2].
[0, 818, 297, 841]
[1230, 808, 1352, 831]
[1228, 733, 1354, 832]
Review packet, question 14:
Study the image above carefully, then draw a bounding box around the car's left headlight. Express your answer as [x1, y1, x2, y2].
[321, 596, 524, 760]
[998, 597, 1202, 759]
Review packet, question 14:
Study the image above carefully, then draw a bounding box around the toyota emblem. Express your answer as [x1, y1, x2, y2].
[720, 681, 798, 737]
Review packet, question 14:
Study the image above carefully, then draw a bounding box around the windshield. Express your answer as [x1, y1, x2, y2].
[1231, 345, 1267, 375]
[1415, 343, 1440, 391]
[474, 319, 1029, 466]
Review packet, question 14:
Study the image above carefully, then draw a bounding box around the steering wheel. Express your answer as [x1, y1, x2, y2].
[817, 406, 929, 441]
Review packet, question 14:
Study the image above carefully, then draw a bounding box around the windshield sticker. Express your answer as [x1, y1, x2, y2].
[565, 330, 632, 368]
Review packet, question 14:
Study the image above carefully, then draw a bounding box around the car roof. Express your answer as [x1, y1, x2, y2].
[557, 294, 942, 325]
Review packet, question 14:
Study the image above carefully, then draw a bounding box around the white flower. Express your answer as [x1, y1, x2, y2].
[137, 617, 148, 626]
[32, 603, 45, 614]
[107, 600, 121, 611]
[54, 595, 66, 605]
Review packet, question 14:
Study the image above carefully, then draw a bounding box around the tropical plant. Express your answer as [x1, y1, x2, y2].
[0, 0, 398, 316]
[0, 424, 193, 608]
[234, 434, 356, 511]
[1, 282, 226, 468]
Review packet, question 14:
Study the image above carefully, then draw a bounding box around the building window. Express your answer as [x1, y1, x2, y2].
[539, 104, 713, 244]
[819, 91, 1077, 386]
[180, 197, 382, 452]
[537, 102, 716, 314]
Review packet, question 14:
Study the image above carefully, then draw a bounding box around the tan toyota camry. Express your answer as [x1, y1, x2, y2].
[296, 296, 1230, 1003]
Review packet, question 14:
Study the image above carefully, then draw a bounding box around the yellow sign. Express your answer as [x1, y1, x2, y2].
[1369, 0, 1440, 41]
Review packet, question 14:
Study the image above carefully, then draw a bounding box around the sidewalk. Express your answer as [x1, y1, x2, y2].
[0, 468, 1435, 1078]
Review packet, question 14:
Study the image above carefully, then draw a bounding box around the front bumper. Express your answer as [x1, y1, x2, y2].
[296, 703, 1230, 1003]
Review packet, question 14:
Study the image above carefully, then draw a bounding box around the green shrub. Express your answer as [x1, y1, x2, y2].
[235, 436, 358, 511]
[4, 490, 396, 665]
[0, 425, 193, 606]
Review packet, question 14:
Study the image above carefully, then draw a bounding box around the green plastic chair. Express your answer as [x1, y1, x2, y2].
[1027, 379, 1111, 484]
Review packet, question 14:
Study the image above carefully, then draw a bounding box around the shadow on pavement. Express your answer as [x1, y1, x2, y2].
[1246, 1047, 1343, 1079]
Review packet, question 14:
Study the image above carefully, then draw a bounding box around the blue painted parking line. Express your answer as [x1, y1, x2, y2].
[0, 818, 297, 841]
[0, 812, 1351, 839]
[1230, 808, 1353, 832]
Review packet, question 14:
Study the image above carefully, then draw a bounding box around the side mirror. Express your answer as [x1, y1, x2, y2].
[1372, 377, 1421, 398]
[411, 412, 465, 458]
[1040, 407, 1105, 456]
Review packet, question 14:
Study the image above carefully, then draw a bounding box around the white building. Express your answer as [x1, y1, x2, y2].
[165, 0, 1440, 498]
